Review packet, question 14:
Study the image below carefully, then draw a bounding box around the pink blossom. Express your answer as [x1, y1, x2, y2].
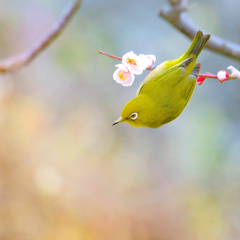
[122, 51, 146, 75]
[113, 64, 135, 86]
[196, 72, 212, 85]
[138, 54, 156, 69]
[217, 70, 229, 83]
[196, 77, 206, 85]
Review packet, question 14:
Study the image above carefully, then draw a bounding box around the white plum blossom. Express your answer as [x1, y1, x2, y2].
[113, 64, 135, 86]
[122, 51, 146, 75]
[112, 51, 156, 87]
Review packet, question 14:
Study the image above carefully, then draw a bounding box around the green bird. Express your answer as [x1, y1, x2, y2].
[112, 30, 210, 128]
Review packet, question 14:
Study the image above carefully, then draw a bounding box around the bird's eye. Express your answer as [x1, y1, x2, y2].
[130, 112, 138, 120]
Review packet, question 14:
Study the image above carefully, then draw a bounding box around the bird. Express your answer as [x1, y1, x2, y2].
[112, 30, 210, 128]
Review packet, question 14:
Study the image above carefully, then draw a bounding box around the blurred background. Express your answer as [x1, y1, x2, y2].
[0, 0, 239, 239]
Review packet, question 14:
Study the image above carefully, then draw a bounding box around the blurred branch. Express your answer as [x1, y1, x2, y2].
[160, 0, 240, 61]
[0, 0, 82, 73]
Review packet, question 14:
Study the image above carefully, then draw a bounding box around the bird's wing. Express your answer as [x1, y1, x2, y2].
[181, 63, 201, 103]
[135, 61, 168, 96]
[138, 57, 193, 97]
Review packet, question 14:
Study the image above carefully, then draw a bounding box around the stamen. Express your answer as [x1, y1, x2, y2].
[118, 70, 127, 81]
[127, 58, 137, 66]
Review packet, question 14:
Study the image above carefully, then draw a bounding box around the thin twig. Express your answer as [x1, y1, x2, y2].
[199, 73, 217, 79]
[99, 50, 156, 70]
[160, 0, 240, 61]
[0, 0, 82, 73]
[99, 50, 122, 60]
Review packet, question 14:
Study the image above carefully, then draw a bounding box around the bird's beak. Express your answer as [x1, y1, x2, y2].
[112, 116, 124, 126]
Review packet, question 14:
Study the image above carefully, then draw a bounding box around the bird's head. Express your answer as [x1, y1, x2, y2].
[112, 94, 160, 128]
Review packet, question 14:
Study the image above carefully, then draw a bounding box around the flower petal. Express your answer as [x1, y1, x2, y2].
[217, 70, 229, 83]
[196, 77, 206, 85]
[146, 55, 156, 63]
[227, 66, 240, 79]
[138, 54, 150, 70]
[138, 54, 156, 69]
[115, 63, 128, 72]
[122, 51, 144, 74]
[130, 66, 143, 75]
[122, 51, 136, 64]
[122, 72, 135, 86]
[113, 67, 135, 86]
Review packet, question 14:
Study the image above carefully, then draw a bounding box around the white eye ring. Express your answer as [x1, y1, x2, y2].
[130, 112, 138, 120]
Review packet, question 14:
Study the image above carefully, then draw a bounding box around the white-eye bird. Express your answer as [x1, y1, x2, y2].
[113, 30, 210, 128]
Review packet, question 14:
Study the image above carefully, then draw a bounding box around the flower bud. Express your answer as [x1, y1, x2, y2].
[196, 77, 206, 85]
[217, 70, 229, 83]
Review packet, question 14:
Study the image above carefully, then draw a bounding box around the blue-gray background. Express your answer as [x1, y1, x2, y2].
[0, 0, 240, 239]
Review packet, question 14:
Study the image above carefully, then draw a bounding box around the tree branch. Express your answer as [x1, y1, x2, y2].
[160, 0, 240, 61]
[0, 0, 82, 73]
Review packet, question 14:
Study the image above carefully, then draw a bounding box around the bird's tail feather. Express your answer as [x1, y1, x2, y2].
[185, 31, 211, 58]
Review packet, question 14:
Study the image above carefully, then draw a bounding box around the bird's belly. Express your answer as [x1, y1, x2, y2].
[156, 102, 185, 126]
